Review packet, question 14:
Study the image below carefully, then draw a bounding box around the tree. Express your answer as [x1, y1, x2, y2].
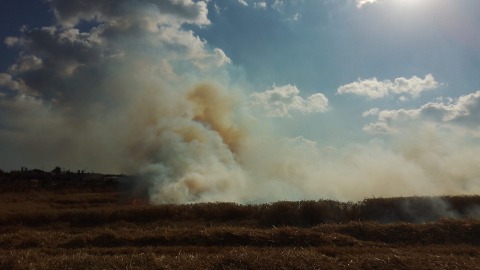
[51, 166, 62, 174]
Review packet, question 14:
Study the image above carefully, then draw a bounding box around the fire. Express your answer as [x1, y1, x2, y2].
[131, 198, 148, 205]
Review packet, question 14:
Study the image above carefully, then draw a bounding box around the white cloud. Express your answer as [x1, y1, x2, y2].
[0, 0, 232, 109]
[338, 77, 389, 99]
[238, 0, 248, 6]
[4, 37, 20, 47]
[399, 96, 408, 102]
[214, 3, 226, 14]
[248, 84, 329, 117]
[272, 0, 284, 11]
[363, 121, 399, 134]
[362, 108, 379, 117]
[157, 26, 227, 64]
[376, 109, 421, 122]
[337, 74, 440, 99]
[356, 0, 381, 8]
[7, 55, 43, 75]
[49, 0, 211, 27]
[362, 90, 480, 135]
[287, 136, 318, 148]
[254, 2, 267, 8]
[288, 12, 301, 21]
[390, 74, 440, 97]
[0, 73, 20, 90]
[374, 91, 480, 123]
[192, 48, 232, 70]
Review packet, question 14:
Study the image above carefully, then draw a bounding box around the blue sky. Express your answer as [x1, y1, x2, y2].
[1, 0, 480, 202]
[192, 0, 480, 144]
[0, 0, 52, 72]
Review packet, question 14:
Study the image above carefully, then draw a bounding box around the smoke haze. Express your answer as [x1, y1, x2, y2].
[1, 0, 480, 203]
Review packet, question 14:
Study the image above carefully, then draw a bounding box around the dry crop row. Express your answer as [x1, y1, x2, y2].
[1, 194, 480, 227]
[1, 246, 479, 270]
[1, 192, 480, 269]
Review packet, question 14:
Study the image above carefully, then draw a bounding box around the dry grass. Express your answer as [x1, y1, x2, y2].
[1, 191, 480, 269]
[1, 194, 479, 227]
[2, 246, 479, 270]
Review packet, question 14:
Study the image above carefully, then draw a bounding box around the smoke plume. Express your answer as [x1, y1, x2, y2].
[1, 0, 480, 203]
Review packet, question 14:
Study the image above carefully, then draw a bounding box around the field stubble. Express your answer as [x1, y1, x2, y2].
[1, 191, 480, 269]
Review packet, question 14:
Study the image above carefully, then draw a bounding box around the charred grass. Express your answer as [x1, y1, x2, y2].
[1, 192, 480, 269]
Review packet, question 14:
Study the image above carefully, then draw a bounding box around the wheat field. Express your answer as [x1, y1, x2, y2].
[1, 191, 480, 269]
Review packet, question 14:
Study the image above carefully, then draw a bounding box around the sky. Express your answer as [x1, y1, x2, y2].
[1, 0, 480, 203]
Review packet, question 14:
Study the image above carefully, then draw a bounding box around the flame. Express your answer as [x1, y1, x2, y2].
[131, 198, 148, 205]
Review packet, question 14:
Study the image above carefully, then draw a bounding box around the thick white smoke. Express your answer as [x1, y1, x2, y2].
[1, 0, 480, 203]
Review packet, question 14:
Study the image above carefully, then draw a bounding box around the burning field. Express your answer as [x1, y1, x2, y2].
[2, 0, 480, 268]
[1, 190, 480, 269]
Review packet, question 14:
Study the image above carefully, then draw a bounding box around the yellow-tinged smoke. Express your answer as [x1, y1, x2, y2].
[2, 0, 480, 204]
[187, 84, 247, 154]
[110, 81, 480, 204]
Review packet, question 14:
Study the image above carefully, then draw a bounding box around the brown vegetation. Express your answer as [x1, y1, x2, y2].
[1, 191, 480, 269]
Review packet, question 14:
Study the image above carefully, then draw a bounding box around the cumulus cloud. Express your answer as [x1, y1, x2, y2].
[363, 121, 399, 134]
[287, 136, 318, 148]
[2, 1, 229, 102]
[362, 91, 480, 135]
[254, 2, 267, 8]
[287, 12, 301, 21]
[390, 74, 440, 97]
[46, 0, 211, 27]
[362, 108, 379, 117]
[398, 96, 408, 102]
[192, 48, 231, 70]
[238, 0, 248, 6]
[356, 0, 381, 8]
[3, 0, 480, 204]
[0, 73, 21, 90]
[377, 91, 480, 123]
[4, 37, 20, 47]
[8, 26, 105, 74]
[337, 74, 439, 99]
[247, 84, 329, 117]
[7, 55, 43, 75]
[0, 0, 237, 174]
[272, 0, 284, 11]
[214, 3, 226, 14]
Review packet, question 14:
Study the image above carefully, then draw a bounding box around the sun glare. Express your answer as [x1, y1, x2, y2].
[399, 0, 418, 5]
[395, 0, 430, 8]
[356, 0, 380, 8]
[357, 0, 429, 9]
